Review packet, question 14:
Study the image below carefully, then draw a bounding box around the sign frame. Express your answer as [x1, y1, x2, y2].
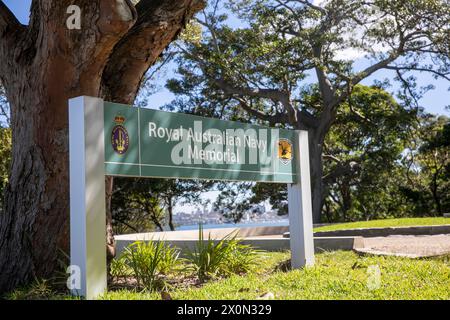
[103, 100, 298, 183]
[69, 96, 314, 299]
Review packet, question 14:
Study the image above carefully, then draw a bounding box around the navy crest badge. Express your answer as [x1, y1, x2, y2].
[277, 139, 293, 165]
[111, 115, 129, 155]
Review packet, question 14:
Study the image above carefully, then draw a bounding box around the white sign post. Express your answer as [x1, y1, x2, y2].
[69, 96, 107, 299]
[68, 96, 314, 299]
[288, 131, 315, 268]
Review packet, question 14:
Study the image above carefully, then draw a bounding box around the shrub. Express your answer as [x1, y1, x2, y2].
[52, 249, 76, 292]
[113, 227, 262, 288]
[187, 225, 263, 282]
[122, 241, 181, 291]
[110, 254, 132, 281]
[186, 225, 233, 282]
[158, 244, 183, 275]
[223, 240, 263, 275]
[7, 278, 56, 300]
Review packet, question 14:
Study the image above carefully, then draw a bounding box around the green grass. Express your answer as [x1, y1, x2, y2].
[7, 251, 449, 300]
[101, 251, 450, 300]
[314, 217, 450, 233]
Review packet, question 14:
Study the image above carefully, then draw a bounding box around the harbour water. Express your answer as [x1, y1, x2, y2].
[177, 220, 289, 231]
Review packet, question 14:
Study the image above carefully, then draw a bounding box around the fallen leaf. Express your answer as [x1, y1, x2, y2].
[161, 291, 172, 300]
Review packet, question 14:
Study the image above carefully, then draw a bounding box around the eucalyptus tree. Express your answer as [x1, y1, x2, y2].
[167, 0, 450, 222]
[112, 178, 211, 233]
[212, 85, 418, 222]
[322, 85, 416, 221]
[0, 0, 205, 293]
[402, 115, 450, 216]
[112, 178, 167, 234]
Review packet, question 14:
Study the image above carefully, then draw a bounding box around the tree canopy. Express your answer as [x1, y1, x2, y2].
[166, 0, 450, 221]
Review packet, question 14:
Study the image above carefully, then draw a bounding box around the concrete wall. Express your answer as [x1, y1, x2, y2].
[115, 226, 361, 255]
[116, 225, 290, 241]
[313, 224, 450, 238]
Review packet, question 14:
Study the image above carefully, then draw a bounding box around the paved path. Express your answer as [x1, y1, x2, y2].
[354, 234, 450, 258]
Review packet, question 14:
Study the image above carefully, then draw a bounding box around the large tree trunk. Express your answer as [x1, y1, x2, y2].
[106, 176, 116, 263]
[308, 130, 325, 223]
[0, 88, 72, 290]
[430, 171, 443, 216]
[0, 0, 204, 294]
[0, 1, 136, 292]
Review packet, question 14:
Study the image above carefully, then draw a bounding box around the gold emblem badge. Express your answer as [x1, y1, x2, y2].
[111, 115, 129, 155]
[278, 139, 293, 165]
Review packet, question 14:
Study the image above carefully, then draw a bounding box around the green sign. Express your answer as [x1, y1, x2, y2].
[104, 102, 297, 183]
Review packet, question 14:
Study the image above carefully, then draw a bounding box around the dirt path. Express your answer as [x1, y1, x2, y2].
[354, 234, 450, 258]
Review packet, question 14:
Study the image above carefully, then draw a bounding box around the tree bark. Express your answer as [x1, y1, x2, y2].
[0, 0, 204, 294]
[150, 214, 164, 232]
[430, 170, 443, 216]
[106, 176, 115, 263]
[301, 108, 335, 224]
[308, 131, 325, 223]
[167, 197, 175, 231]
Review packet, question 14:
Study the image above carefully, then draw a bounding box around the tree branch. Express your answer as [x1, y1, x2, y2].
[385, 65, 450, 82]
[323, 154, 342, 163]
[214, 78, 290, 103]
[327, 53, 401, 110]
[195, 16, 221, 54]
[0, 2, 22, 33]
[351, 54, 400, 87]
[394, 69, 420, 108]
[314, 64, 335, 106]
[113, 217, 139, 233]
[213, 78, 311, 127]
[294, 0, 327, 15]
[236, 97, 289, 125]
[101, 0, 206, 103]
[323, 161, 360, 184]
[0, 2, 26, 75]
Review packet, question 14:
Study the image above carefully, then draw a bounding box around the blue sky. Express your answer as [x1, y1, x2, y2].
[2, 0, 448, 216]
[4, 0, 449, 116]
[3, 0, 29, 23]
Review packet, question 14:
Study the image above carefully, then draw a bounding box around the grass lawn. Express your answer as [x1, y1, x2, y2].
[314, 217, 450, 233]
[100, 251, 450, 300]
[8, 251, 449, 300]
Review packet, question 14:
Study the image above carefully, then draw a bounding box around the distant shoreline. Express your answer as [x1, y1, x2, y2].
[176, 220, 289, 231]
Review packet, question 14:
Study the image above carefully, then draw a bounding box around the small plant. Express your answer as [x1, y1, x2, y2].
[223, 239, 263, 275]
[51, 249, 71, 290]
[186, 224, 233, 282]
[7, 278, 56, 300]
[124, 240, 181, 291]
[186, 224, 262, 282]
[158, 244, 182, 275]
[110, 254, 132, 281]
